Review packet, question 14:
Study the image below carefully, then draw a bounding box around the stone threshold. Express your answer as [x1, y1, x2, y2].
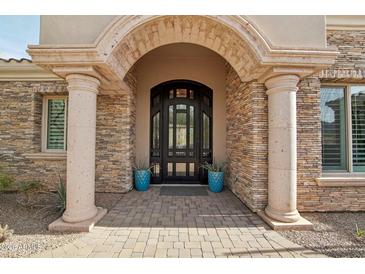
[257, 211, 313, 231]
[48, 207, 107, 233]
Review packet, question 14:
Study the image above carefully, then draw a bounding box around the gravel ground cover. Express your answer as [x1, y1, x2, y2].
[0, 192, 121, 258]
[279, 212, 365, 258]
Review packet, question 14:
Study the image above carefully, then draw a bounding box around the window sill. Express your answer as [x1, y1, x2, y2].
[315, 176, 365, 187]
[23, 152, 66, 160]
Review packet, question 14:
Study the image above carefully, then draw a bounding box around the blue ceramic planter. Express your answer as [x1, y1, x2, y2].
[208, 171, 224, 193]
[134, 170, 151, 191]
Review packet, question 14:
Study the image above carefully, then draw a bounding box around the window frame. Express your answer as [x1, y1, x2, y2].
[42, 95, 68, 153]
[321, 83, 365, 175]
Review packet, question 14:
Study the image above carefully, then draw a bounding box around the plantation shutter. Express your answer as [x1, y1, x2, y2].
[351, 86, 365, 172]
[47, 98, 66, 150]
[320, 87, 347, 170]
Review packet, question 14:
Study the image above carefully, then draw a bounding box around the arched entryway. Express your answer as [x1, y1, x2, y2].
[150, 80, 212, 184]
[28, 15, 338, 230]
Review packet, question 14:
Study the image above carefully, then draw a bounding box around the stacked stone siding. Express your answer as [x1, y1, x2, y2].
[296, 29, 365, 211]
[0, 79, 135, 193]
[250, 81, 268, 209]
[225, 64, 268, 211]
[95, 70, 136, 193]
[320, 29, 365, 81]
[329, 30, 365, 68]
[0, 81, 67, 190]
[296, 76, 323, 210]
[297, 75, 365, 211]
[95, 95, 131, 192]
[124, 69, 137, 182]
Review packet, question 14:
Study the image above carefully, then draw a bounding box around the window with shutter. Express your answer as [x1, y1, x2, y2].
[320, 85, 365, 174]
[320, 87, 347, 171]
[351, 86, 365, 172]
[42, 96, 67, 152]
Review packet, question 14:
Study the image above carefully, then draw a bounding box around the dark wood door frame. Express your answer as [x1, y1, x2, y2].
[150, 80, 213, 184]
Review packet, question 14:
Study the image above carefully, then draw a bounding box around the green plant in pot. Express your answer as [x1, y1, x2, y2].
[134, 161, 153, 191]
[201, 161, 226, 193]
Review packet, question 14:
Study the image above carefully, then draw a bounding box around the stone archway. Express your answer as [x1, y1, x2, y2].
[99, 16, 267, 83]
[28, 15, 338, 231]
[29, 15, 338, 92]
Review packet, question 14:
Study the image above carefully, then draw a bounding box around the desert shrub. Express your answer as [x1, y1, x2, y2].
[18, 180, 42, 193]
[0, 168, 14, 192]
[356, 224, 364, 238]
[16, 180, 43, 208]
[33, 175, 66, 218]
[56, 176, 66, 214]
[0, 224, 13, 243]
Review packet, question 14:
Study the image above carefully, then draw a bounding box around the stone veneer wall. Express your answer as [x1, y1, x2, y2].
[0, 81, 67, 190]
[225, 29, 365, 212]
[296, 29, 365, 211]
[296, 76, 323, 210]
[0, 77, 136, 193]
[225, 64, 268, 212]
[95, 70, 136, 193]
[297, 75, 365, 211]
[321, 29, 365, 80]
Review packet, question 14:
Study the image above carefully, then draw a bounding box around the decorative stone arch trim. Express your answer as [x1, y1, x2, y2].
[101, 16, 265, 82]
[94, 16, 269, 60]
[28, 15, 338, 91]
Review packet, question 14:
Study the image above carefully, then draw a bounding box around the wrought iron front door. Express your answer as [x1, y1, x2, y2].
[150, 80, 212, 184]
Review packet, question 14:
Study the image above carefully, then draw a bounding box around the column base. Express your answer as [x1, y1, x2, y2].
[48, 207, 107, 233]
[265, 206, 301, 223]
[62, 205, 99, 223]
[257, 210, 313, 231]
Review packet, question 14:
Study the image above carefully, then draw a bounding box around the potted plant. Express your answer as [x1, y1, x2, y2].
[201, 161, 226, 193]
[134, 161, 153, 191]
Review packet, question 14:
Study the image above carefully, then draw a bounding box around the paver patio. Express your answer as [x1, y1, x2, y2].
[33, 187, 326, 258]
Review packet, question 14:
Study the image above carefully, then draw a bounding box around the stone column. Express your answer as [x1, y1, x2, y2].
[62, 74, 100, 223]
[264, 75, 301, 223]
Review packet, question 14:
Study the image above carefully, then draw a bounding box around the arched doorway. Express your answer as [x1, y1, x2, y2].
[27, 15, 338, 230]
[150, 80, 212, 184]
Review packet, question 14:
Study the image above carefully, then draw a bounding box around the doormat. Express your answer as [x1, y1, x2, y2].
[159, 186, 208, 196]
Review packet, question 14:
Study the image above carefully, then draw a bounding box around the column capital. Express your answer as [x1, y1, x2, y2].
[66, 74, 100, 95]
[265, 74, 300, 96]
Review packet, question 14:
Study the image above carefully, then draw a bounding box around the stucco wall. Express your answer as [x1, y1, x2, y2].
[40, 15, 115, 44]
[326, 16, 365, 29]
[134, 43, 227, 164]
[247, 15, 326, 48]
[39, 15, 328, 49]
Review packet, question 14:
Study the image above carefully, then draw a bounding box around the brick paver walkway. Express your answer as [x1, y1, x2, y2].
[33, 187, 325, 258]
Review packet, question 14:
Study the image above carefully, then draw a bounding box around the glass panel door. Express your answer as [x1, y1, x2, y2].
[150, 80, 212, 184]
[165, 101, 197, 181]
